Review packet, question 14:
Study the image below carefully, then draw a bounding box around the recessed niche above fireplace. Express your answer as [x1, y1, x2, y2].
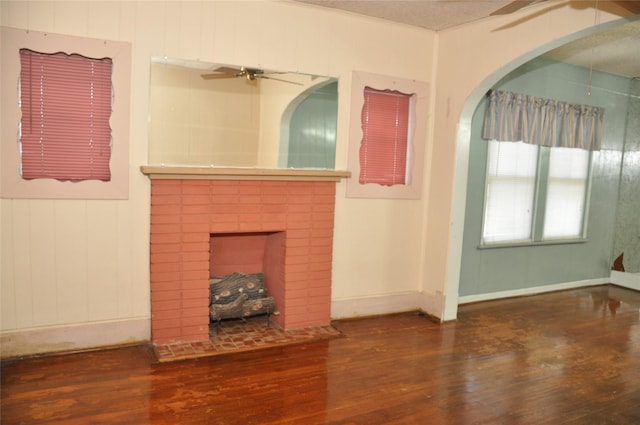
[148, 57, 338, 170]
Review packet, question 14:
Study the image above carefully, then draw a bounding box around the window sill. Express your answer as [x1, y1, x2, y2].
[478, 239, 588, 250]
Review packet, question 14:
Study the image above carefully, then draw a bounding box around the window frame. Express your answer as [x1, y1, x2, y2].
[1, 27, 131, 200]
[480, 140, 592, 248]
[346, 71, 428, 200]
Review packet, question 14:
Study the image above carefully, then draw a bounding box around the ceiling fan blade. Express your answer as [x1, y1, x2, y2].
[201, 73, 237, 80]
[213, 66, 242, 74]
[202, 66, 246, 80]
[611, 0, 640, 14]
[490, 0, 545, 15]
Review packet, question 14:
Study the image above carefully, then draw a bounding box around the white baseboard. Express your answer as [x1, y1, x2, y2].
[330, 277, 632, 325]
[0, 317, 150, 359]
[458, 277, 610, 305]
[610, 271, 640, 291]
[331, 291, 444, 321]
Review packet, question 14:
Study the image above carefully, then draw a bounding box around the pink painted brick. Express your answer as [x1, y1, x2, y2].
[150, 271, 181, 283]
[182, 289, 210, 300]
[182, 298, 208, 309]
[310, 261, 332, 272]
[152, 327, 183, 343]
[181, 251, 210, 261]
[287, 203, 312, 213]
[181, 315, 209, 328]
[261, 194, 288, 204]
[285, 270, 312, 282]
[181, 306, 209, 318]
[311, 211, 335, 222]
[153, 300, 182, 312]
[181, 324, 209, 335]
[181, 223, 210, 234]
[150, 252, 182, 264]
[181, 214, 210, 224]
[210, 222, 241, 233]
[182, 242, 210, 252]
[286, 288, 310, 300]
[182, 270, 209, 282]
[182, 204, 212, 215]
[151, 183, 182, 195]
[308, 286, 331, 298]
[152, 308, 181, 320]
[152, 281, 180, 292]
[181, 184, 211, 195]
[285, 256, 311, 266]
[210, 183, 240, 195]
[152, 317, 182, 331]
[181, 262, 209, 273]
[286, 229, 312, 239]
[151, 233, 182, 245]
[151, 223, 182, 234]
[152, 205, 182, 216]
[150, 262, 181, 273]
[313, 183, 336, 195]
[182, 232, 210, 243]
[151, 195, 182, 206]
[150, 243, 181, 254]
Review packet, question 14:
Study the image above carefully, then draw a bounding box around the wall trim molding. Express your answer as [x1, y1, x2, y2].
[610, 271, 640, 291]
[331, 291, 444, 321]
[458, 278, 611, 305]
[0, 317, 150, 360]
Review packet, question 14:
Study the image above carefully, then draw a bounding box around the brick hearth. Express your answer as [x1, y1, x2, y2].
[149, 178, 338, 345]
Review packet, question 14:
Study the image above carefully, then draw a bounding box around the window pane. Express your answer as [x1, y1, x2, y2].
[543, 148, 589, 239]
[483, 141, 538, 243]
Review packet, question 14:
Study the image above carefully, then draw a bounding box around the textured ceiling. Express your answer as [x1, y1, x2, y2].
[294, 0, 517, 31]
[545, 19, 640, 78]
[293, 0, 640, 78]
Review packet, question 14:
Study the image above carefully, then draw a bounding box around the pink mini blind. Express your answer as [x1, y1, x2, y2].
[19, 49, 113, 181]
[359, 87, 410, 186]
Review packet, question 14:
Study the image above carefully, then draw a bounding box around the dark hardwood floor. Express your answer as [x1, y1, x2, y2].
[2, 285, 639, 424]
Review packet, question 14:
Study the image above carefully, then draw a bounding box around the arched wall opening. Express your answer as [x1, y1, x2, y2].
[444, 16, 640, 320]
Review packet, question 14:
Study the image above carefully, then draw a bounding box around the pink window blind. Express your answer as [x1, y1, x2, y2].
[19, 49, 113, 181]
[359, 87, 410, 186]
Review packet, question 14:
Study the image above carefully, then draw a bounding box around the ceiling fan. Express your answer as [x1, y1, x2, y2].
[201, 66, 302, 85]
[490, 0, 640, 16]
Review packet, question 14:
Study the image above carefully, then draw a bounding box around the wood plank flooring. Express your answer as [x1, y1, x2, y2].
[2, 285, 639, 424]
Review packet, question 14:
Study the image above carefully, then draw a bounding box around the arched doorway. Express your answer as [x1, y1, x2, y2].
[445, 17, 640, 319]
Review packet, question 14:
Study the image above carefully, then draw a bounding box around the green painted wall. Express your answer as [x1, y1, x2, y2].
[287, 81, 338, 169]
[613, 78, 640, 273]
[459, 57, 631, 297]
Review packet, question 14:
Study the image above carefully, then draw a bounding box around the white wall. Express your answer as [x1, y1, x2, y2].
[0, 0, 435, 357]
[0, 0, 629, 357]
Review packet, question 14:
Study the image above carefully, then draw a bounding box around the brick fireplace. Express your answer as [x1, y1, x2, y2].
[143, 167, 349, 345]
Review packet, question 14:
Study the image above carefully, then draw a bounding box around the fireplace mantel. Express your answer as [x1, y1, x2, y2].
[141, 165, 351, 182]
